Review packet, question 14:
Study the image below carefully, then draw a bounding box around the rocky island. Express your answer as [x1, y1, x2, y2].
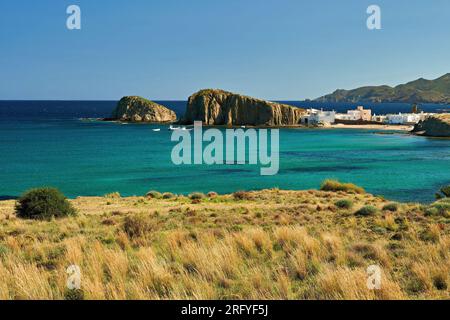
[412, 113, 450, 137]
[182, 89, 305, 126]
[110, 96, 177, 123]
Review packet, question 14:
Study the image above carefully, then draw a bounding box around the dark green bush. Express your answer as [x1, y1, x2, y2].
[435, 185, 450, 199]
[382, 203, 399, 212]
[146, 191, 162, 199]
[426, 198, 450, 217]
[320, 180, 365, 194]
[189, 192, 205, 200]
[334, 199, 353, 209]
[15, 188, 76, 220]
[64, 288, 84, 300]
[355, 205, 378, 216]
[162, 192, 175, 199]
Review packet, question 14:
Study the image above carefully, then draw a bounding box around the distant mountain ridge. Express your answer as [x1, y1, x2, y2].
[316, 73, 450, 104]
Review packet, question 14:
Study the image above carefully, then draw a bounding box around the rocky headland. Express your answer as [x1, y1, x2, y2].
[181, 89, 305, 126]
[412, 113, 450, 137]
[316, 73, 450, 104]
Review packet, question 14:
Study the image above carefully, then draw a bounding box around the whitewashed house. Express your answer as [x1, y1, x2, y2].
[372, 114, 387, 123]
[302, 109, 336, 125]
[386, 113, 425, 124]
[335, 106, 372, 121]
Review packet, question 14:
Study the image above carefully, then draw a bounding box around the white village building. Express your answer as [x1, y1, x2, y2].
[385, 112, 428, 124]
[335, 106, 372, 121]
[302, 109, 336, 125]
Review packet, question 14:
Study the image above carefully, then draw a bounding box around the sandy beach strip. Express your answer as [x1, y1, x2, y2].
[328, 124, 414, 131]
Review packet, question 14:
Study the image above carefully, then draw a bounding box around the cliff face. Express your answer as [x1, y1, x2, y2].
[112, 96, 177, 123]
[412, 114, 450, 137]
[182, 89, 305, 126]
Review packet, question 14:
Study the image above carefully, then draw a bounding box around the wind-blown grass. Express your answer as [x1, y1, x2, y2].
[0, 187, 448, 300]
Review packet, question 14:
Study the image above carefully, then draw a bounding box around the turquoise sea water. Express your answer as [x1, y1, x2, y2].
[1, 119, 449, 203]
[0, 101, 449, 203]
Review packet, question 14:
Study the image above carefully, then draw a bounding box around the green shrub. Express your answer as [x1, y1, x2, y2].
[435, 185, 450, 199]
[64, 289, 84, 300]
[382, 203, 399, 212]
[424, 207, 439, 217]
[189, 192, 205, 200]
[441, 186, 450, 197]
[123, 215, 151, 238]
[334, 199, 353, 209]
[104, 192, 121, 199]
[320, 180, 365, 194]
[355, 205, 378, 216]
[162, 192, 175, 199]
[233, 191, 253, 201]
[427, 198, 450, 217]
[146, 191, 162, 199]
[15, 188, 76, 220]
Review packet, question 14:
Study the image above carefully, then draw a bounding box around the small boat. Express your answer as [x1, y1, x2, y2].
[169, 125, 193, 131]
[152, 128, 161, 132]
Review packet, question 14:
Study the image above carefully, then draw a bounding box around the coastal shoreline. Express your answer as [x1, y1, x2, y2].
[328, 124, 413, 131]
[96, 119, 414, 132]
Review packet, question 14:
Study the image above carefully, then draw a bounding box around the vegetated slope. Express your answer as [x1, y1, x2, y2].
[316, 73, 450, 104]
[0, 187, 448, 300]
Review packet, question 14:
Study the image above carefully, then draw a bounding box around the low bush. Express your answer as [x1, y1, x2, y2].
[320, 180, 365, 194]
[104, 192, 121, 199]
[189, 192, 205, 200]
[122, 215, 152, 238]
[382, 203, 399, 212]
[15, 188, 76, 220]
[426, 198, 450, 217]
[233, 191, 253, 201]
[355, 205, 378, 216]
[207, 191, 218, 198]
[146, 191, 162, 199]
[334, 199, 353, 209]
[435, 185, 450, 199]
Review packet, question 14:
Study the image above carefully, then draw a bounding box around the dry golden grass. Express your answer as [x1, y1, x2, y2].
[0, 188, 448, 300]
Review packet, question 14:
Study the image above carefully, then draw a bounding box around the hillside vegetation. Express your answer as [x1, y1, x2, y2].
[316, 73, 450, 104]
[0, 185, 448, 300]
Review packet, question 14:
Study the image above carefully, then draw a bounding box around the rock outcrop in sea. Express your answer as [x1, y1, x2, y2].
[412, 114, 450, 137]
[182, 89, 305, 126]
[111, 96, 177, 123]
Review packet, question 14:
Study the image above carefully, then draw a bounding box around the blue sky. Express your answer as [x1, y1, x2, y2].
[0, 0, 449, 100]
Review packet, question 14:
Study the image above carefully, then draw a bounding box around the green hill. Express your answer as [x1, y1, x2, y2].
[316, 73, 450, 104]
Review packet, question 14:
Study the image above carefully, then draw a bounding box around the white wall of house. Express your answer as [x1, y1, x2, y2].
[386, 113, 423, 124]
[304, 109, 336, 124]
[335, 106, 371, 121]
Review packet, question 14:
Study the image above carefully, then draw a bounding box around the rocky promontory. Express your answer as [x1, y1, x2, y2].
[412, 114, 450, 137]
[182, 89, 305, 126]
[110, 96, 177, 123]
